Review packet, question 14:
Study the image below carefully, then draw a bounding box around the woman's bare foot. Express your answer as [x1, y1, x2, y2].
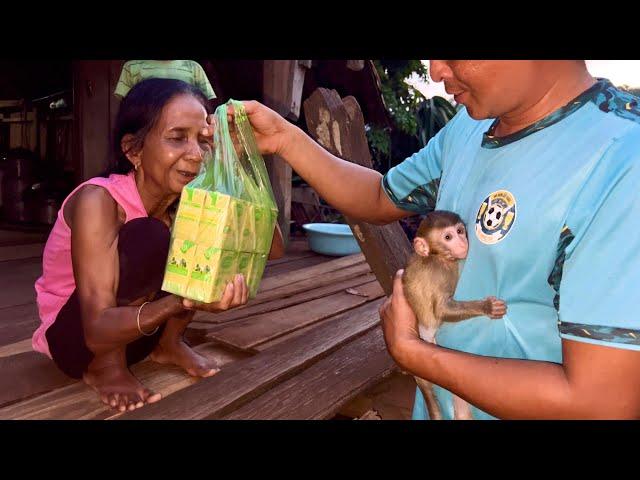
[150, 340, 219, 378]
[83, 359, 161, 412]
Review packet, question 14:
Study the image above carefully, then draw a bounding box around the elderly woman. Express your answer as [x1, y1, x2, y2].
[32, 78, 284, 412]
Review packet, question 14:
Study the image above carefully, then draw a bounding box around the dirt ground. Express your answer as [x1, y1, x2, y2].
[334, 371, 416, 420]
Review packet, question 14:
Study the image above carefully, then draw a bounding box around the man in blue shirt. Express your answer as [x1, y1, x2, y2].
[226, 60, 640, 419]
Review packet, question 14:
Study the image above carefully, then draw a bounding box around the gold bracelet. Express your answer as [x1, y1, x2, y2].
[136, 301, 159, 336]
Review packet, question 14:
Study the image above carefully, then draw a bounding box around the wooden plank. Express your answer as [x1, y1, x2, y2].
[193, 272, 375, 327]
[0, 343, 249, 420]
[262, 254, 330, 278]
[285, 239, 312, 254]
[206, 280, 385, 351]
[201, 262, 371, 322]
[252, 300, 370, 352]
[0, 338, 32, 358]
[222, 327, 396, 419]
[0, 302, 40, 347]
[258, 253, 364, 292]
[0, 351, 74, 409]
[192, 254, 368, 326]
[0, 257, 41, 309]
[303, 89, 413, 295]
[0, 229, 48, 247]
[265, 250, 316, 267]
[118, 298, 385, 420]
[0, 243, 44, 262]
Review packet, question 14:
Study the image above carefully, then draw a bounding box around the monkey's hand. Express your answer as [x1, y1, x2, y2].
[483, 296, 507, 319]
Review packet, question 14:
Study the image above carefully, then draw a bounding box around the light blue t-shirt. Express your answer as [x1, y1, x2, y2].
[382, 79, 640, 420]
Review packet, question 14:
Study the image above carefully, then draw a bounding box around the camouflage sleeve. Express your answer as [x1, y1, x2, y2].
[192, 61, 216, 100]
[381, 120, 448, 215]
[114, 62, 133, 98]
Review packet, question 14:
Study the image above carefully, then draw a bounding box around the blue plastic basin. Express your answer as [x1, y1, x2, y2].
[302, 223, 361, 257]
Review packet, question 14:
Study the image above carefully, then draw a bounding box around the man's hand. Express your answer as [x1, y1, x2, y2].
[379, 269, 421, 364]
[201, 101, 296, 158]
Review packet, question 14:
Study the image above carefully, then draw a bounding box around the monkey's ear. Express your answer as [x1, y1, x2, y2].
[413, 237, 430, 257]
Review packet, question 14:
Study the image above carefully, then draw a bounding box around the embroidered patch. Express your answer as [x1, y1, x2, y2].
[475, 190, 517, 245]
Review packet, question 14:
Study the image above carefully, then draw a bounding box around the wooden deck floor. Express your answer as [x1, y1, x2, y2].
[0, 236, 411, 420]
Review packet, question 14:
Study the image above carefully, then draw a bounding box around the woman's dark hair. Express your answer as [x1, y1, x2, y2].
[104, 78, 210, 176]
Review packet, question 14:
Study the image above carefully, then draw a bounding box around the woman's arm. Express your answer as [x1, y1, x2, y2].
[66, 186, 183, 355]
[67, 186, 247, 355]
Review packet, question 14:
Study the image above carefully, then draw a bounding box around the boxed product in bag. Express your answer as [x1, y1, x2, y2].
[162, 100, 278, 303]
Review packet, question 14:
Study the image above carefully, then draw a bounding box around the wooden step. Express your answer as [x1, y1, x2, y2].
[223, 327, 396, 419]
[118, 298, 385, 420]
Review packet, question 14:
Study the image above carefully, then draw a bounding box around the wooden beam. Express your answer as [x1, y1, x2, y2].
[117, 299, 384, 420]
[0, 343, 249, 419]
[263, 60, 310, 247]
[196, 273, 375, 326]
[346, 60, 366, 71]
[265, 154, 291, 247]
[72, 61, 112, 182]
[190, 253, 368, 327]
[206, 280, 384, 352]
[302, 88, 412, 295]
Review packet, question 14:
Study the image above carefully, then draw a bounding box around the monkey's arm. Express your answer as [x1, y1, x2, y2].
[437, 299, 488, 323]
[437, 297, 506, 322]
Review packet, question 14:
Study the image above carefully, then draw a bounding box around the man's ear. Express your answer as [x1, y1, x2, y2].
[413, 236, 430, 257]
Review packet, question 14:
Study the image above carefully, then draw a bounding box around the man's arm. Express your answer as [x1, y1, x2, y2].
[381, 272, 640, 419]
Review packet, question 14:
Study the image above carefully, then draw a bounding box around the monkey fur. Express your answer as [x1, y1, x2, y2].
[402, 211, 507, 420]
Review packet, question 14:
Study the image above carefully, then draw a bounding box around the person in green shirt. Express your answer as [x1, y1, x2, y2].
[114, 60, 216, 100]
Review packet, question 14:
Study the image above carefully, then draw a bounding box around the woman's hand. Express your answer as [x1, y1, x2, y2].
[181, 274, 249, 312]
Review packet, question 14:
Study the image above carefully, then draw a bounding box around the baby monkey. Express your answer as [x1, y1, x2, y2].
[403, 211, 507, 420]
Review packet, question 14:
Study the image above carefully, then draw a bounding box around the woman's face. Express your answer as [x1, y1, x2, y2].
[133, 93, 210, 195]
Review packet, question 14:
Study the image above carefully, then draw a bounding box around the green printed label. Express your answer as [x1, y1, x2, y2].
[180, 240, 196, 254]
[204, 246, 220, 260]
[167, 263, 188, 276]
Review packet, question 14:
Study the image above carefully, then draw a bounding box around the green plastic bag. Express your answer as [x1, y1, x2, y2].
[162, 100, 278, 302]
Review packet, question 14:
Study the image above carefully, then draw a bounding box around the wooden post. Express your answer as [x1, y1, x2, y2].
[72, 61, 113, 183]
[303, 88, 412, 295]
[263, 60, 310, 247]
[346, 60, 365, 71]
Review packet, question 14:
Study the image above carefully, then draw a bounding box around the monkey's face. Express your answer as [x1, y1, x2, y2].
[431, 222, 468, 260]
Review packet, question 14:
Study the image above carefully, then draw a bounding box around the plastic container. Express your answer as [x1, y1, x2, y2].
[302, 223, 361, 257]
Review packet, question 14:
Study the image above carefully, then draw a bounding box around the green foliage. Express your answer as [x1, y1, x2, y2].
[375, 60, 429, 136]
[366, 60, 429, 174]
[416, 96, 458, 148]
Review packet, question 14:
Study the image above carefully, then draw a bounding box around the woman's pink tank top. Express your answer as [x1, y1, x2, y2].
[32, 171, 147, 358]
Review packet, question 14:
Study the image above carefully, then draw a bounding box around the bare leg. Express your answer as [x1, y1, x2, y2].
[150, 310, 219, 377]
[415, 377, 443, 420]
[453, 395, 474, 420]
[83, 347, 162, 412]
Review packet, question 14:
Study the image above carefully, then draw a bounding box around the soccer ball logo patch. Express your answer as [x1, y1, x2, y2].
[475, 190, 517, 245]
